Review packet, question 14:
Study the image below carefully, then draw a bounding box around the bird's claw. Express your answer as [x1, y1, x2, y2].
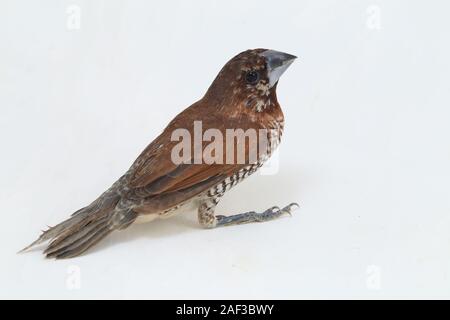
[279, 202, 300, 216]
[259, 202, 299, 220]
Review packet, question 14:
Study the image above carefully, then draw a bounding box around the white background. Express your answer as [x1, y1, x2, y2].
[1, 0, 450, 299]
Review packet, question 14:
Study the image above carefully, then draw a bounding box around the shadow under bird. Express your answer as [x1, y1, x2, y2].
[21, 48, 298, 259]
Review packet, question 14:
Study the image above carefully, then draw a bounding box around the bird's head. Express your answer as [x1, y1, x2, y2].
[204, 49, 297, 113]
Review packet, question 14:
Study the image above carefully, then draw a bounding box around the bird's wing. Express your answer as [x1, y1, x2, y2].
[126, 110, 261, 199]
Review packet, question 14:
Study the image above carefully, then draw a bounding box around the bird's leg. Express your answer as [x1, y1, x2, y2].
[215, 203, 299, 227]
[198, 196, 222, 228]
[198, 198, 299, 228]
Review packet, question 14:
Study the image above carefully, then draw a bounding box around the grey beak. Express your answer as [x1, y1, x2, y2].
[259, 50, 297, 88]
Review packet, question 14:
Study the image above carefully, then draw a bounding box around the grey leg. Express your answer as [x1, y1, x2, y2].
[198, 198, 299, 228]
[215, 203, 299, 227]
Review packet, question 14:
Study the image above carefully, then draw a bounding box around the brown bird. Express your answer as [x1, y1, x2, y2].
[21, 48, 298, 259]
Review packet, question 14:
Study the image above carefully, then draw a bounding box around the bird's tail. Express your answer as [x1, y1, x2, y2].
[20, 195, 137, 259]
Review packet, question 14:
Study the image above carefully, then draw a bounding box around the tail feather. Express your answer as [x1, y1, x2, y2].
[20, 195, 138, 259]
[43, 216, 109, 256]
[55, 226, 111, 259]
[46, 225, 112, 259]
[18, 207, 90, 253]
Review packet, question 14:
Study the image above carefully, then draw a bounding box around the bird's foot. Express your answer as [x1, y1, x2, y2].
[215, 202, 299, 227]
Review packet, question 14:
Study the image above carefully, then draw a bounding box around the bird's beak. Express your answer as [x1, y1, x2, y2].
[259, 50, 297, 88]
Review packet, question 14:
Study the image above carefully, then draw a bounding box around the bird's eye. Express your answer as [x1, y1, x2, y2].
[245, 71, 259, 85]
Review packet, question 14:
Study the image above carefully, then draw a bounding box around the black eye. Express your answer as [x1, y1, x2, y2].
[245, 71, 259, 84]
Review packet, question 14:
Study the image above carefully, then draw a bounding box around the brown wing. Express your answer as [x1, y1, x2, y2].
[124, 103, 262, 207]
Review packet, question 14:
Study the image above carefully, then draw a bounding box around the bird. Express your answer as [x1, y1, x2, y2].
[20, 48, 298, 259]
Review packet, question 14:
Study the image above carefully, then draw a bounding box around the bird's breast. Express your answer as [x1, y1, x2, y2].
[206, 118, 284, 199]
